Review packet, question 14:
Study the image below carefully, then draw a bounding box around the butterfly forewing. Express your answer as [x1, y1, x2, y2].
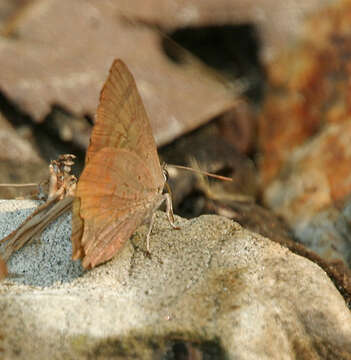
[87, 59, 164, 188]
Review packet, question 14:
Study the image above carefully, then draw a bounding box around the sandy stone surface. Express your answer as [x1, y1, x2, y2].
[0, 200, 350, 359]
[0, 200, 83, 286]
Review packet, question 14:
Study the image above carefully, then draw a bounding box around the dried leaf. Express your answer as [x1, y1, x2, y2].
[0, 0, 236, 146]
[0, 112, 47, 198]
[116, 0, 332, 62]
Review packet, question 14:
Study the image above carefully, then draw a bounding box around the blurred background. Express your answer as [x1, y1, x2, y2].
[0, 0, 350, 295]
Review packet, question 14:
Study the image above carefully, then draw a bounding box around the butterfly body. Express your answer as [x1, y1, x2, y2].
[71, 60, 176, 269]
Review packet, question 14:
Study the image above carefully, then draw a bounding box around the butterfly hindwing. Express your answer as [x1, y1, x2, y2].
[72, 147, 164, 268]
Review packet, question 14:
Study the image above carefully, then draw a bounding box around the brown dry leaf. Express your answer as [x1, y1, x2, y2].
[0, 0, 236, 146]
[0, 112, 47, 198]
[116, 0, 333, 62]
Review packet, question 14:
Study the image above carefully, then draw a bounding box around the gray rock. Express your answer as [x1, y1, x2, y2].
[0, 200, 83, 286]
[0, 201, 350, 359]
[294, 204, 351, 266]
[263, 123, 351, 267]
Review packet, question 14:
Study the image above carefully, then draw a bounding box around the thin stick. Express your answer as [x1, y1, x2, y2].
[167, 164, 233, 182]
[0, 183, 38, 188]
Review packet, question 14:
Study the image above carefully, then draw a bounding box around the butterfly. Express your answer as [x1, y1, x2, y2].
[71, 59, 178, 269]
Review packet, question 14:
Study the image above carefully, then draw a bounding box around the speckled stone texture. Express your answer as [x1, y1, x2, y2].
[0, 200, 83, 286]
[0, 201, 350, 359]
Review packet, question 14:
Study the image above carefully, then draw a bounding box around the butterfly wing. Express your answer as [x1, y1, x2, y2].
[72, 147, 164, 269]
[0, 256, 8, 280]
[87, 59, 164, 188]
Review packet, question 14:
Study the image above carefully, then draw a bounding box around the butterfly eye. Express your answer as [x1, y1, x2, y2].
[163, 168, 169, 182]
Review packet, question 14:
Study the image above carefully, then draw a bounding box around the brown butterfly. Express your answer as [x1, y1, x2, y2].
[71, 59, 178, 269]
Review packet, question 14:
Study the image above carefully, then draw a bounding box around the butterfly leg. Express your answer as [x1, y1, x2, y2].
[145, 193, 180, 253]
[164, 193, 180, 230]
[146, 212, 156, 253]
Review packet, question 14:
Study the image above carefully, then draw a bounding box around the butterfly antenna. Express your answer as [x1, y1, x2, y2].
[167, 164, 233, 182]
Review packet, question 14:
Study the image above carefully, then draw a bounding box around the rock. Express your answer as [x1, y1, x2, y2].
[263, 123, 351, 266]
[259, 0, 351, 186]
[0, 201, 350, 359]
[0, 200, 83, 286]
[257, 0, 351, 272]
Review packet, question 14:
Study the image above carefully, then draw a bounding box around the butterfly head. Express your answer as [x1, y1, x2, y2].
[161, 162, 169, 182]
